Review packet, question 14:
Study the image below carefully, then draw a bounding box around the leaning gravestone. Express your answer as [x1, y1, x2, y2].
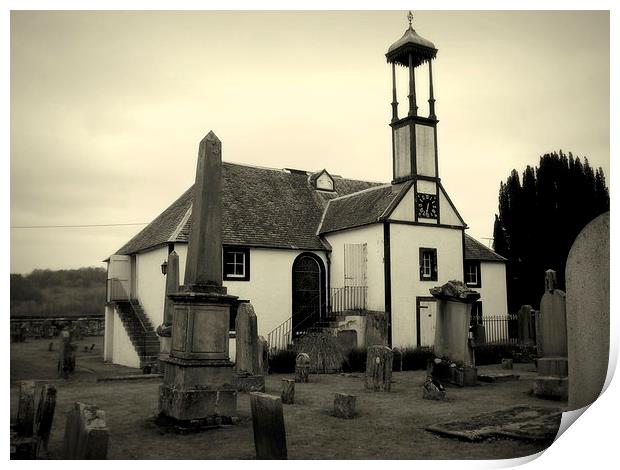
[63, 402, 109, 459]
[233, 303, 265, 392]
[533, 270, 568, 400]
[250, 393, 287, 459]
[257, 336, 269, 375]
[295, 353, 310, 383]
[566, 212, 609, 411]
[34, 384, 57, 458]
[365, 345, 393, 392]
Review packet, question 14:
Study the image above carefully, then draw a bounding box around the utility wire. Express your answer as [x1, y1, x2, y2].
[10, 223, 149, 229]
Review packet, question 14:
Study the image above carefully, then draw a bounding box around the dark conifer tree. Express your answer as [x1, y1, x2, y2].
[493, 152, 609, 311]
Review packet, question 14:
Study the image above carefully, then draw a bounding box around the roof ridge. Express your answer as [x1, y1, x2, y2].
[223, 161, 289, 173]
[327, 184, 392, 202]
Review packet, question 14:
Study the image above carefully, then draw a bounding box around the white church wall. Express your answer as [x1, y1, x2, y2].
[134, 245, 168, 327]
[389, 184, 415, 221]
[111, 307, 141, 368]
[389, 223, 464, 348]
[439, 185, 464, 227]
[324, 224, 385, 312]
[173, 244, 327, 339]
[474, 262, 509, 316]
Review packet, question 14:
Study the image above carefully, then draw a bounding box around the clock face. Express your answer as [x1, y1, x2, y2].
[416, 193, 439, 219]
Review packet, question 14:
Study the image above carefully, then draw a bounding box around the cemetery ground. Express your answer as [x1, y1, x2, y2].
[11, 337, 564, 460]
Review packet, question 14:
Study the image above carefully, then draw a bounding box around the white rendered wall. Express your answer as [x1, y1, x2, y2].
[439, 185, 463, 226]
[473, 262, 508, 316]
[111, 307, 141, 368]
[134, 246, 168, 327]
[324, 224, 385, 312]
[389, 223, 464, 348]
[103, 305, 114, 362]
[175, 244, 327, 338]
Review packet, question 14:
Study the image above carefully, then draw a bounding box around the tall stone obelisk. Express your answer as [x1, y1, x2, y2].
[158, 131, 238, 425]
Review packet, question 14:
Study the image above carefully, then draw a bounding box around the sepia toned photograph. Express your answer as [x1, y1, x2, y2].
[9, 8, 611, 461]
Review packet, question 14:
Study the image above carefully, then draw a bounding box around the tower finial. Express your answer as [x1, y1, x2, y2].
[407, 10, 413, 28]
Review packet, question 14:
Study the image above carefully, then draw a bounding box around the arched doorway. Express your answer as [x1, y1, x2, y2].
[292, 253, 326, 339]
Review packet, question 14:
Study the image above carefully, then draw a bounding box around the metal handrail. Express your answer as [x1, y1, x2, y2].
[266, 309, 325, 353]
[329, 286, 367, 314]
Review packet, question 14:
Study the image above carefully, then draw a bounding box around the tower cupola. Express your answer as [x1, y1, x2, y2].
[387, 12, 439, 184]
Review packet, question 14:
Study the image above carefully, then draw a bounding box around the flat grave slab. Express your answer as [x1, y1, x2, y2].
[426, 405, 562, 443]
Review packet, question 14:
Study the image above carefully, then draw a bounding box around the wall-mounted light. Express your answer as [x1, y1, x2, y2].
[161, 259, 168, 276]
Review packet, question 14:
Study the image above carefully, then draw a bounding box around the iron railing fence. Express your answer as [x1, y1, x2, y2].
[471, 314, 520, 345]
[329, 286, 367, 314]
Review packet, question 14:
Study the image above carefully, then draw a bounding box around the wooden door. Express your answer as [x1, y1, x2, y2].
[417, 298, 437, 347]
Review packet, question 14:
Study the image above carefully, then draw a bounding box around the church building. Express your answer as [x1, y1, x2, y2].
[103, 17, 507, 369]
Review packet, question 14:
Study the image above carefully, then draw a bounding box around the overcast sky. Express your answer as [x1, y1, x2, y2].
[10, 10, 610, 274]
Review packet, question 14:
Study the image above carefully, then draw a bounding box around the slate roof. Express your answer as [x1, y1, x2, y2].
[317, 184, 401, 234]
[464, 234, 507, 262]
[113, 161, 504, 264]
[114, 162, 382, 255]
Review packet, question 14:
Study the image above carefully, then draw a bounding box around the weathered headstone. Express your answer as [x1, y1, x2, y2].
[534, 270, 568, 400]
[295, 353, 310, 383]
[430, 280, 480, 385]
[250, 393, 287, 460]
[517, 305, 535, 346]
[156, 250, 179, 358]
[365, 345, 393, 392]
[34, 384, 57, 457]
[333, 393, 356, 418]
[566, 212, 609, 410]
[233, 303, 265, 392]
[16, 381, 35, 437]
[534, 310, 543, 357]
[281, 379, 295, 405]
[158, 132, 238, 425]
[422, 376, 446, 400]
[63, 402, 109, 459]
[364, 312, 388, 347]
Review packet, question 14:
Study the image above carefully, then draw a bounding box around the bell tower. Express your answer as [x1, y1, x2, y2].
[387, 12, 439, 183]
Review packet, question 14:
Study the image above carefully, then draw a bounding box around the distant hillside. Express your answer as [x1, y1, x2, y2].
[10, 267, 106, 318]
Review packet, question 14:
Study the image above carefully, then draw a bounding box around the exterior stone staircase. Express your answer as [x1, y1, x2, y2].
[112, 299, 160, 369]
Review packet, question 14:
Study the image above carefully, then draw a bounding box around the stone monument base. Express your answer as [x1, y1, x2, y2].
[533, 376, 568, 401]
[233, 373, 265, 393]
[449, 366, 478, 387]
[537, 357, 568, 377]
[159, 357, 237, 422]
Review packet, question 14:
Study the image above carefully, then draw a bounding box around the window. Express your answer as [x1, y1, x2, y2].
[464, 260, 481, 288]
[419, 248, 438, 281]
[223, 247, 250, 281]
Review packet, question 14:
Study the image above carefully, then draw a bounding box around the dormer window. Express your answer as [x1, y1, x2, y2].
[311, 169, 335, 192]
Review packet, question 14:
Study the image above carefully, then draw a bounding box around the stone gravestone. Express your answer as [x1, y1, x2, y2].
[257, 336, 269, 375]
[58, 328, 76, 379]
[534, 310, 544, 357]
[34, 384, 57, 458]
[16, 381, 35, 437]
[156, 250, 179, 358]
[566, 212, 609, 410]
[533, 270, 568, 400]
[63, 402, 109, 459]
[295, 353, 310, 383]
[422, 376, 446, 400]
[281, 379, 295, 405]
[333, 393, 356, 418]
[364, 312, 388, 347]
[250, 393, 287, 460]
[233, 303, 265, 392]
[430, 280, 480, 386]
[158, 132, 238, 426]
[517, 305, 535, 346]
[365, 345, 393, 392]
[336, 329, 358, 354]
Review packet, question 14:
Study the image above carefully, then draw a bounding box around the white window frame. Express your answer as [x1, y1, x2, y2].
[422, 251, 433, 278]
[466, 263, 478, 286]
[225, 250, 246, 278]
